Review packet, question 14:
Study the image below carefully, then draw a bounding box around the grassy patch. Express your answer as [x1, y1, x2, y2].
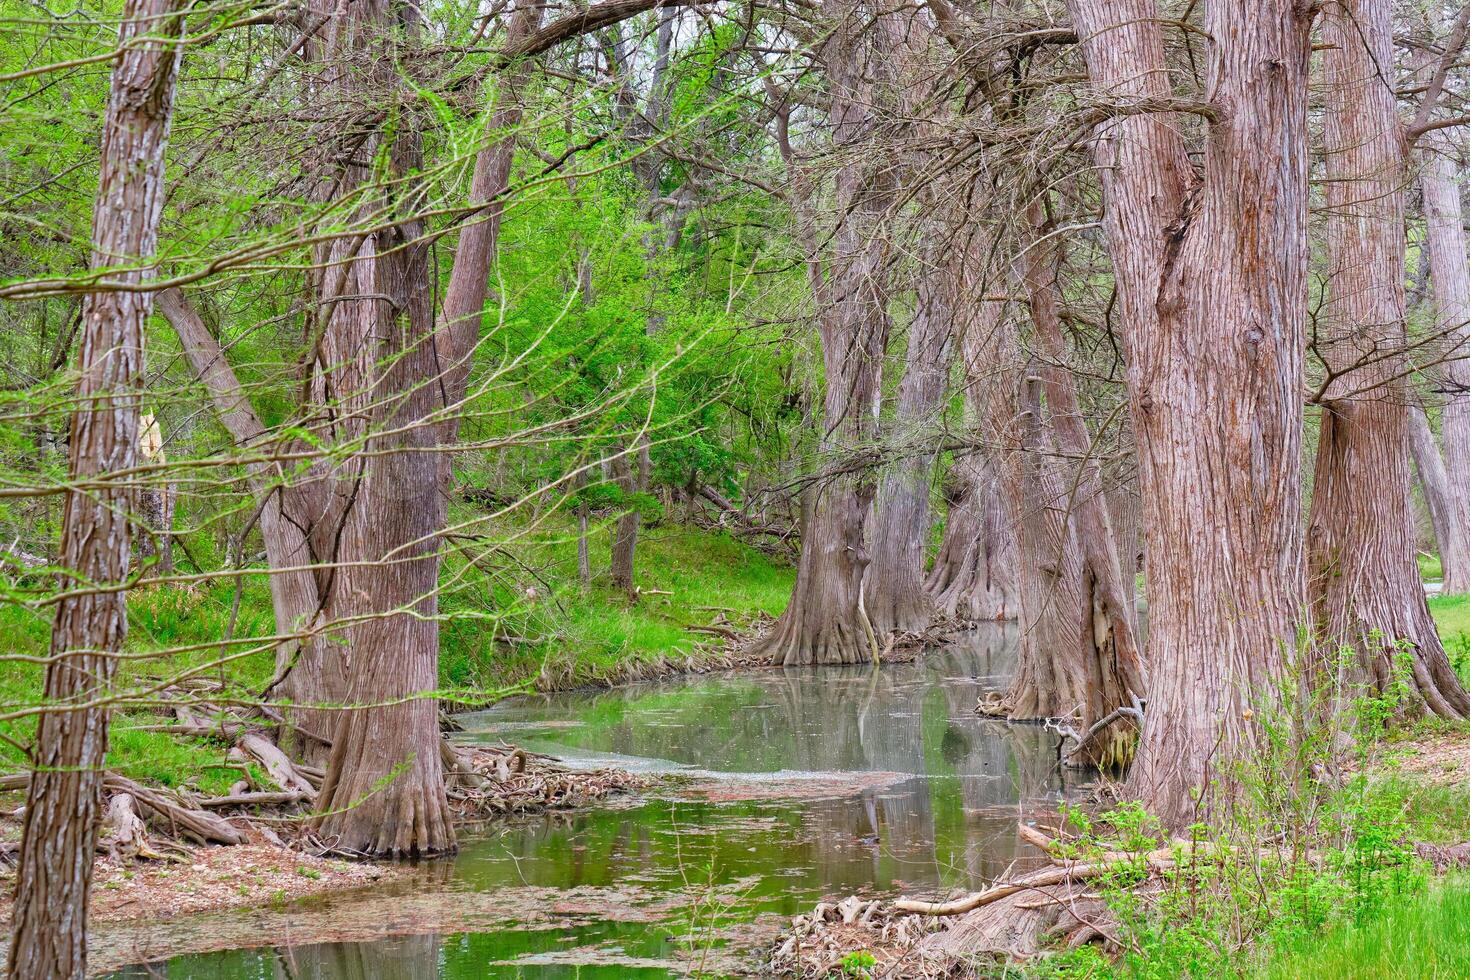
[1428, 594, 1470, 685]
[440, 518, 793, 694]
[1255, 876, 1470, 979]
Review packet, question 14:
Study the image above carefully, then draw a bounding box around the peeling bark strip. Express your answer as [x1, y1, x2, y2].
[6, 1, 185, 976]
[1067, 0, 1311, 827]
[1307, 0, 1470, 719]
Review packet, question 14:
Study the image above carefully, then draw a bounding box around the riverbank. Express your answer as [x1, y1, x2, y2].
[0, 836, 405, 931]
[0, 742, 652, 933]
[766, 703, 1470, 978]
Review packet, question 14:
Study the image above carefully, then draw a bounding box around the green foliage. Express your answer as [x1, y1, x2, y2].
[437, 515, 792, 695]
[839, 949, 877, 977]
[1035, 644, 1459, 980]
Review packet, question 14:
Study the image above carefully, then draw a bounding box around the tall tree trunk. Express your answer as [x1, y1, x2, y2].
[998, 371, 1091, 725]
[1409, 405, 1465, 580]
[155, 288, 339, 762]
[1068, 0, 1312, 828]
[866, 245, 954, 635]
[927, 294, 1016, 622]
[609, 445, 641, 598]
[311, 0, 546, 855]
[757, 0, 896, 666]
[7, 1, 184, 974]
[1307, 0, 1470, 719]
[307, 0, 452, 857]
[1006, 205, 1146, 766]
[1418, 132, 1470, 593]
[927, 449, 1016, 622]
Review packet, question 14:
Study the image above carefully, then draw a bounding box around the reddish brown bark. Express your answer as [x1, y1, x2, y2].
[1417, 131, 1470, 594]
[867, 245, 954, 635]
[306, 0, 454, 857]
[310, 1, 550, 855]
[928, 295, 1017, 622]
[7, 1, 184, 974]
[1307, 0, 1470, 719]
[1068, 0, 1312, 827]
[998, 371, 1091, 723]
[928, 449, 1016, 623]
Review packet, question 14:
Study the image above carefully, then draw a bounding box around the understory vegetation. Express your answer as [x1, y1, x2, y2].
[0, 516, 792, 795]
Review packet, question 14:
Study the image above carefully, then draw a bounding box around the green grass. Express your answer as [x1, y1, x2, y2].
[1419, 552, 1444, 582]
[1256, 876, 1470, 979]
[0, 583, 278, 794]
[1428, 594, 1470, 686]
[439, 517, 793, 694]
[0, 517, 794, 789]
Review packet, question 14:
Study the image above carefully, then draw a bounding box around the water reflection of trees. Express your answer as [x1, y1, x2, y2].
[478, 625, 1075, 898]
[272, 934, 441, 980]
[759, 624, 1073, 891]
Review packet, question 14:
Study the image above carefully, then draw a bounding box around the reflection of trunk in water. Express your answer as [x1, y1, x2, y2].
[934, 628, 1068, 883]
[273, 933, 441, 980]
[854, 667, 937, 876]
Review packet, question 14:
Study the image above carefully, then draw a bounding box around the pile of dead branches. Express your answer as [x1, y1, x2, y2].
[442, 742, 651, 819]
[768, 822, 1156, 977]
[769, 895, 952, 979]
[0, 692, 652, 869]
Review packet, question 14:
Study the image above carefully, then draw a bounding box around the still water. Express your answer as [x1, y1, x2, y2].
[101, 626, 1073, 978]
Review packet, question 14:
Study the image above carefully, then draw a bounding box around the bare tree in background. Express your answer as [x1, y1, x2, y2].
[757, 0, 898, 666]
[1307, 0, 1470, 718]
[1414, 61, 1470, 594]
[997, 202, 1145, 768]
[928, 266, 1016, 623]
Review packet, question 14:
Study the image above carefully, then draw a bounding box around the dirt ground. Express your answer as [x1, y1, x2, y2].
[0, 830, 405, 928]
[1386, 726, 1470, 784]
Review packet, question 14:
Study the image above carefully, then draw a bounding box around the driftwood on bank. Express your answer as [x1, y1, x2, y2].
[102, 775, 247, 846]
[770, 822, 1143, 977]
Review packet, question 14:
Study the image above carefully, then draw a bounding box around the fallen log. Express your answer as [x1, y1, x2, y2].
[103, 774, 246, 846]
[894, 863, 1108, 916]
[235, 732, 316, 799]
[196, 790, 309, 809]
[103, 792, 151, 860]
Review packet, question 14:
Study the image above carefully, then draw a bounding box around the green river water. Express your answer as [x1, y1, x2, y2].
[100, 625, 1074, 978]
